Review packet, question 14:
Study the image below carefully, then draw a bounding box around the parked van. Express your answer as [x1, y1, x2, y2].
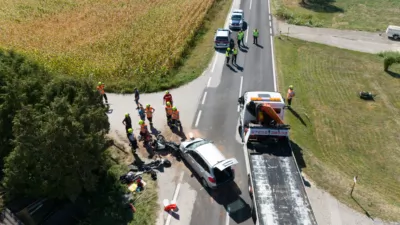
[386, 25, 400, 40]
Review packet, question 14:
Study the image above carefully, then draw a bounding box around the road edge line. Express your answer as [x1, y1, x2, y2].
[165, 171, 185, 225]
[267, 0, 278, 92]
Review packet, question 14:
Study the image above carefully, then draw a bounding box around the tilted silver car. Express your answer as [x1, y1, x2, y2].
[179, 136, 238, 189]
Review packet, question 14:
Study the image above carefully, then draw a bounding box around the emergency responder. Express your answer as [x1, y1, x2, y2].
[145, 104, 155, 125]
[97, 82, 108, 104]
[122, 113, 132, 134]
[134, 88, 140, 109]
[138, 104, 146, 121]
[127, 128, 138, 150]
[232, 48, 238, 65]
[138, 120, 149, 137]
[226, 47, 231, 65]
[237, 31, 243, 47]
[171, 106, 180, 128]
[163, 91, 173, 106]
[286, 85, 295, 107]
[165, 101, 173, 124]
[253, 29, 259, 45]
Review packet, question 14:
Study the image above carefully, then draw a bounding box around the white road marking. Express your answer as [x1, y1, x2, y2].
[211, 56, 218, 72]
[267, 0, 277, 91]
[270, 28, 272, 35]
[269, 15, 272, 20]
[269, 21, 272, 27]
[249, 0, 252, 10]
[165, 171, 185, 225]
[237, 76, 243, 112]
[246, 29, 249, 44]
[207, 77, 212, 87]
[195, 110, 202, 127]
[225, 211, 230, 225]
[202, 92, 207, 105]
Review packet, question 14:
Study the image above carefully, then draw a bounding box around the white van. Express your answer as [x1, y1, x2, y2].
[386, 25, 400, 40]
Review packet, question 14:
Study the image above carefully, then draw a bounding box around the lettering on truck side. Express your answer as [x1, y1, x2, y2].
[250, 129, 288, 136]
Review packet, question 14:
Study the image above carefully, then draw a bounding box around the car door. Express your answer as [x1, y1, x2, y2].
[182, 150, 198, 171]
[190, 152, 210, 179]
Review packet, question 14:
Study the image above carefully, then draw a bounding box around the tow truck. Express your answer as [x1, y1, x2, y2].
[238, 91, 318, 225]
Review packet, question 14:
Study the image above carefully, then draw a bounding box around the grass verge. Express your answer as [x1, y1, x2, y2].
[0, 0, 232, 93]
[80, 142, 158, 225]
[271, 0, 400, 31]
[275, 37, 400, 221]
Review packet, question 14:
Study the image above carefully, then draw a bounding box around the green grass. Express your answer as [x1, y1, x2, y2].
[275, 37, 400, 221]
[0, 0, 233, 93]
[80, 144, 158, 225]
[271, 0, 400, 31]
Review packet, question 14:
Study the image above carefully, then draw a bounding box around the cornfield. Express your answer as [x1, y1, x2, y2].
[0, 0, 216, 92]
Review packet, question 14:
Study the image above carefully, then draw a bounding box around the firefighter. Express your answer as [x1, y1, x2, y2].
[163, 91, 173, 106]
[138, 120, 149, 137]
[145, 104, 155, 126]
[127, 128, 138, 150]
[226, 47, 231, 65]
[165, 101, 173, 125]
[97, 82, 108, 104]
[122, 113, 132, 134]
[171, 106, 180, 128]
[286, 85, 295, 107]
[253, 29, 259, 45]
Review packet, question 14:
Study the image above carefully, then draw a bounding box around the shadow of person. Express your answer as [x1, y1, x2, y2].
[235, 64, 244, 72]
[150, 126, 161, 135]
[351, 196, 373, 220]
[255, 43, 264, 49]
[168, 210, 180, 220]
[288, 107, 307, 126]
[133, 153, 145, 166]
[227, 64, 237, 72]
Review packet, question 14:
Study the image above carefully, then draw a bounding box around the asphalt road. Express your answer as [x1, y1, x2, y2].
[187, 0, 277, 224]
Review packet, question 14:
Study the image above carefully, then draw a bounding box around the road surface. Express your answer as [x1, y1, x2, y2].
[186, 0, 278, 224]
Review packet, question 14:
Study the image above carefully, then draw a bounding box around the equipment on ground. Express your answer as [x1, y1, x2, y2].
[359, 91, 376, 100]
[238, 91, 317, 225]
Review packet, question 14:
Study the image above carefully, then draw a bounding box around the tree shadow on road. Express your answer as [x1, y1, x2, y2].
[299, 0, 343, 13]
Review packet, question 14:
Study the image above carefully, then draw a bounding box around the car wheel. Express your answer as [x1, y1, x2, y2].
[393, 35, 399, 40]
[201, 178, 209, 189]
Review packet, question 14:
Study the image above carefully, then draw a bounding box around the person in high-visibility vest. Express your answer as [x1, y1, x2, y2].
[237, 30, 244, 47]
[226, 47, 231, 65]
[253, 29, 259, 45]
[232, 48, 238, 65]
[145, 104, 155, 125]
[165, 101, 173, 124]
[286, 85, 295, 107]
[138, 120, 149, 137]
[171, 106, 180, 127]
[97, 82, 108, 104]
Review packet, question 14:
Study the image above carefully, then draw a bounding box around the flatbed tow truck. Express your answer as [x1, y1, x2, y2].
[238, 91, 318, 225]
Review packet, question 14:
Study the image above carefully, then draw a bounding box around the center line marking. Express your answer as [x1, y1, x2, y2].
[202, 92, 207, 105]
[165, 171, 185, 225]
[211, 56, 217, 72]
[225, 211, 230, 225]
[249, 0, 252, 9]
[195, 110, 202, 127]
[237, 76, 243, 112]
[207, 77, 212, 87]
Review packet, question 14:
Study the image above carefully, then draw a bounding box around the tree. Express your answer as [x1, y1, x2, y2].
[0, 50, 110, 200]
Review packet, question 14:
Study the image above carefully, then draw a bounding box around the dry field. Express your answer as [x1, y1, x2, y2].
[0, 0, 217, 92]
[275, 37, 400, 221]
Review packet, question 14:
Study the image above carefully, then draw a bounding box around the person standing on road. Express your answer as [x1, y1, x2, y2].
[138, 104, 146, 121]
[165, 101, 173, 124]
[134, 88, 140, 109]
[127, 128, 138, 150]
[253, 29, 259, 45]
[163, 91, 173, 106]
[171, 106, 180, 128]
[232, 48, 238, 65]
[145, 104, 155, 126]
[122, 113, 132, 134]
[237, 30, 243, 47]
[138, 120, 149, 137]
[286, 85, 295, 107]
[97, 82, 108, 104]
[226, 47, 231, 65]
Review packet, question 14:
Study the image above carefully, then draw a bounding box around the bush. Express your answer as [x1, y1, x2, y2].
[379, 51, 400, 71]
[275, 6, 322, 28]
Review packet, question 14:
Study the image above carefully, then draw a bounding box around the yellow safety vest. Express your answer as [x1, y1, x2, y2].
[253, 30, 259, 37]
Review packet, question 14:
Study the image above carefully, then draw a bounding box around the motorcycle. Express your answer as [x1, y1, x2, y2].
[151, 135, 181, 158]
[128, 158, 172, 180]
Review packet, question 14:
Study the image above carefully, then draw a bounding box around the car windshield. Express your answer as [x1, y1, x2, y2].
[216, 36, 228, 41]
[186, 139, 210, 150]
[231, 15, 242, 20]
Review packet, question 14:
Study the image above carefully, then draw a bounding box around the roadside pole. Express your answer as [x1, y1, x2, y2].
[350, 176, 358, 197]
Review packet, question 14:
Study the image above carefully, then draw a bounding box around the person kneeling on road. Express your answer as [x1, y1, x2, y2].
[127, 128, 138, 150]
[171, 106, 180, 127]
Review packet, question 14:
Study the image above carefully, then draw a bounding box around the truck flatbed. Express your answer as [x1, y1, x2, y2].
[248, 140, 317, 225]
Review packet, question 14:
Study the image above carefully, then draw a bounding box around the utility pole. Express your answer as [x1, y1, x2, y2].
[350, 176, 358, 197]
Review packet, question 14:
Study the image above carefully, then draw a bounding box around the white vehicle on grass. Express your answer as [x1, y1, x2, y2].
[179, 134, 238, 189]
[229, 9, 244, 31]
